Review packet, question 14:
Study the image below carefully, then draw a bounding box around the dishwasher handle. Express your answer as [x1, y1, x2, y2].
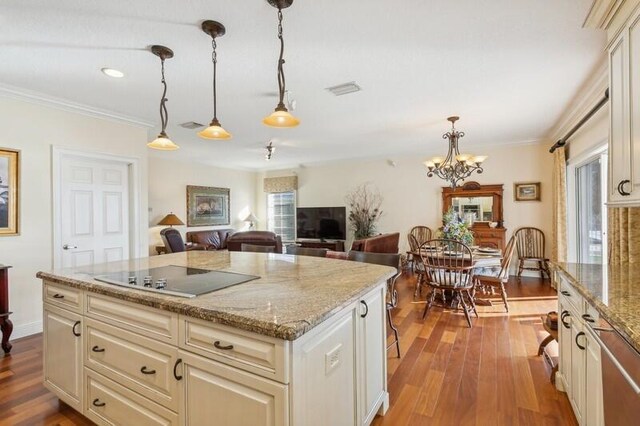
[586, 323, 640, 395]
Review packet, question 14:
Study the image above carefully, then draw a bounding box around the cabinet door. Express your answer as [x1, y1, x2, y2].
[630, 13, 640, 199]
[609, 31, 632, 203]
[559, 299, 573, 393]
[358, 286, 387, 424]
[570, 318, 586, 425]
[584, 329, 604, 426]
[43, 304, 83, 412]
[179, 351, 288, 426]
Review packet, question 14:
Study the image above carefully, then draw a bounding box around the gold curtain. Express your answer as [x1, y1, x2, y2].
[263, 176, 298, 193]
[608, 207, 640, 264]
[551, 147, 567, 265]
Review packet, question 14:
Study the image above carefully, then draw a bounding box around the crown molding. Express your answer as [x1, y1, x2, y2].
[546, 56, 608, 143]
[0, 83, 154, 128]
[583, 0, 624, 29]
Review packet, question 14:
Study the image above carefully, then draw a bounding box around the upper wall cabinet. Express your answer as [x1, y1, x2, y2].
[608, 3, 640, 206]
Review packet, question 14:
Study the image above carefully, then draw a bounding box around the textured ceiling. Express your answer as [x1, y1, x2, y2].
[0, 0, 605, 170]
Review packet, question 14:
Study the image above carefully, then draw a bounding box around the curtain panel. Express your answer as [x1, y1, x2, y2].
[552, 147, 568, 265]
[609, 207, 640, 264]
[263, 176, 298, 193]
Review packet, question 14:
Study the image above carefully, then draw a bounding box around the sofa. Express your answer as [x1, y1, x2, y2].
[326, 233, 400, 260]
[227, 231, 283, 253]
[185, 228, 235, 251]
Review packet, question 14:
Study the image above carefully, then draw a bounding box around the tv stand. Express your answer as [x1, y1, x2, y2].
[296, 240, 345, 252]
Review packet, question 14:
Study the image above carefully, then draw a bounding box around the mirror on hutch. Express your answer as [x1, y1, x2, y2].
[442, 181, 506, 249]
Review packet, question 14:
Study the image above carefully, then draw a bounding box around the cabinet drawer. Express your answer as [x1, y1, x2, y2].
[44, 282, 83, 313]
[85, 318, 179, 411]
[85, 369, 178, 426]
[86, 293, 178, 344]
[559, 275, 583, 313]
[179, 317, 288, 384]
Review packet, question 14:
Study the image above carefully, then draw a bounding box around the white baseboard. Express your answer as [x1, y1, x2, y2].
[12, 320, 43, 339]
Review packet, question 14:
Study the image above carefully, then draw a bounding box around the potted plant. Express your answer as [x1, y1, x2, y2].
[439, 207, 474, 247]
[346, 183, 383, 239]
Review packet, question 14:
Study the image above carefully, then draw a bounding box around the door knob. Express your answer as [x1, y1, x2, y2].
[63, 244, 78, 250]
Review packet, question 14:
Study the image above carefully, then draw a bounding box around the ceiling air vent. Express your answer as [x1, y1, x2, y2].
[180, 121, 205, 129]
[326, 81, 362, 96]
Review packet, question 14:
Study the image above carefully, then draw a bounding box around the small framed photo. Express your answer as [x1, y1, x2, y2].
[514, 182, 541, 201]
[0, 148, 20, 236]
[187, 186, 230, 226]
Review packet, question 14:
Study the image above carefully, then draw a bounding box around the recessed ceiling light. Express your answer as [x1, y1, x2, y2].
[101, 68, 124, 78]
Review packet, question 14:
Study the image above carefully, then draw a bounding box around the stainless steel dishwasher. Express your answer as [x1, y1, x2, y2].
[587, 317, 640, 425]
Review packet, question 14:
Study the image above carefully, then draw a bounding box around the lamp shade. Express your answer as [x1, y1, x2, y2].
[262, 109, 300, 128]
[158, 213, 184, 227]
[198, 123, 232, 140]
[148, 135, 180, 151]
[243, 213, 259, 223]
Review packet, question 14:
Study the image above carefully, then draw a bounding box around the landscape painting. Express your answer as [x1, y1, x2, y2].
[187, 185, 230, 226]
[0, 148, 19, 236]
[514, 182, 541, 201]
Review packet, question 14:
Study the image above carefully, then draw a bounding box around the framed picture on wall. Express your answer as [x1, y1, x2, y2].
[0, 148, 20, 236]
[514, 182, 541, 201]
[186, 185, 230, 226]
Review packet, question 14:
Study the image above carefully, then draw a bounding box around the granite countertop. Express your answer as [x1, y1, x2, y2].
[37, 251, 395, 341]
[553, 262, 640, 353]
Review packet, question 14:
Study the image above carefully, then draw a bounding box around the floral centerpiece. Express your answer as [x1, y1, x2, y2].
[439, 207, 474, 246]
[346, 183, 383, 239]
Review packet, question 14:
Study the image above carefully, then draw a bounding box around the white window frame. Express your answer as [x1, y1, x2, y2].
[566, 143, 608, 264]
[266, 191, 297, 243]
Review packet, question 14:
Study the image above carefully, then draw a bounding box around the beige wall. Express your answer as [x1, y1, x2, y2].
[566, 105, 608, 162]
[0, 96, 149, 338]
[257, 142, 553, 258]
[147, 158, 257, 254]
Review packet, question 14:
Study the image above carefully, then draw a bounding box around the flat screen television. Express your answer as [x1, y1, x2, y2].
[296, 207, 346, 240]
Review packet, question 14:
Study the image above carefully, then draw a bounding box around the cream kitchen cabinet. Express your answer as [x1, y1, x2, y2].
[42, 279, 389, 426]
[43, 303, 84, 412]
[608, 4, 640, 205]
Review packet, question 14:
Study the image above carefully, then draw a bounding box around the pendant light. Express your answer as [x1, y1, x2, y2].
[147, 45, 179, 150]
[263, 0, 300, 128]
[198, 20, 232, 140]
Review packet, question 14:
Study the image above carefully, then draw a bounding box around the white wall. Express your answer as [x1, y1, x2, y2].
[0, 96, 149, 338]
[257, 142, 553, 257]
[147, 158, 257, 254]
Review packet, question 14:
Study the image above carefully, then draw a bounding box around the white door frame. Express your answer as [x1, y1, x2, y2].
[52, 146, 141, 269]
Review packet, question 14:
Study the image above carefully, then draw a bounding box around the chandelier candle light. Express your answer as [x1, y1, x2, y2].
[198, 20, 232, 140]
[147, 45, 179, 151]
[263, 0, 300, 128]
[424, 116, 487, 188]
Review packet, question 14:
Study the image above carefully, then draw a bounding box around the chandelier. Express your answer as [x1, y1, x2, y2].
[424, 116, 487, 188]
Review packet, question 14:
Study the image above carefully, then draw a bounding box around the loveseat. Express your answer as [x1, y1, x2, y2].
[185, 228, 235, 251]
[227, 231, 283, 253]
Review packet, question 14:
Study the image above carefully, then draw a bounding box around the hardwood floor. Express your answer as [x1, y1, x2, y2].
[373, 273, 577, 426]
[0, 274, 575, 425]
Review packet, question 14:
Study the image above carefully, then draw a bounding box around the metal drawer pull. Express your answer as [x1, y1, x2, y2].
[561, 310, 571, 329]
[575, 331, 586, 350]
[140, 366, 156, 375]
[173, 358, 183, 380]
[586, 323, 640, 394]
[581, 314, 595, 323]
[91, 345, 105, 353]
[214, 341, 234, 350]
[72, 321, 81, 337]
[618, 179, 631, 196]
[560, 290, 571, 296]
[360, 300, 369, 318]
[92, 398, 106, 407]
[52, 294, 65, 299]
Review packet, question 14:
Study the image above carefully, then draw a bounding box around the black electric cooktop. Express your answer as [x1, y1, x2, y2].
[93, 265, 260, 298]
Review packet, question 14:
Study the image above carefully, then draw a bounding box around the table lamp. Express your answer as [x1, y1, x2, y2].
[158, 213, 184, 227]
[243, 213, 258, 229]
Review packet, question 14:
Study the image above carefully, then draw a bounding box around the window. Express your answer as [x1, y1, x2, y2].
[568, 146, 607, 264]
[267, 191, 296, 242]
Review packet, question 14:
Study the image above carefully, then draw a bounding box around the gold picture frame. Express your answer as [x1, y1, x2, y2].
[0, 148, 20, 236]
[186, 185, 230, 227]
[514, 182, 541, 202]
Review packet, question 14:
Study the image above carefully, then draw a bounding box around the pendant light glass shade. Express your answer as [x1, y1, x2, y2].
[263, 109, 300, 128]
[198, 119, 232, 140]
[147, 134, 179, 151]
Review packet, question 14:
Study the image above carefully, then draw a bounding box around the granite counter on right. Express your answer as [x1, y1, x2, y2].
[553, 262, 640, 353]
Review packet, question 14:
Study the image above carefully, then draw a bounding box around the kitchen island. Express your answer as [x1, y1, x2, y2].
[37, 251, 396, 426]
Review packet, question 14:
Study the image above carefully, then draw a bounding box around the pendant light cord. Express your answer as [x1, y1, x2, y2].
[159, 58, 169, 135]
[277, 8, 286, 109]
[211, 38, 218, 121]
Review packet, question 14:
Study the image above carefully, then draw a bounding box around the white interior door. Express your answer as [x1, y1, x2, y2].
[59, 155, 130, 268]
